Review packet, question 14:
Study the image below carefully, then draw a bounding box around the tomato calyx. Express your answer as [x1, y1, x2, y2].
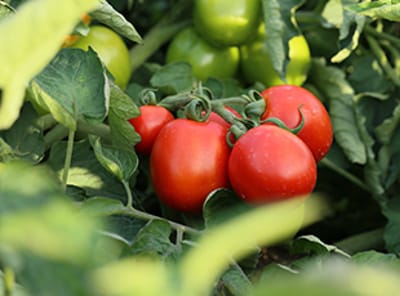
[138, 88, 159, 105]
[261, 105, 306, 135]
[184, 93, 212, 122]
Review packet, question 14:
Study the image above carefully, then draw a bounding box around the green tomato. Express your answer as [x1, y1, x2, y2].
[240, 24, 311, 87]
[193, 0, 260, 47]
[166, 27, 240, 81]
[70, 25, 131, 89]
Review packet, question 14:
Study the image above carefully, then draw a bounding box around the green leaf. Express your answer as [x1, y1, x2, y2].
[352, 250, 400, 268]
[91, 257, 176, 296]
[0, 0, 99, 129]
[130, 220, 179, 260]
[347, 53, 392, 95]
[48, 139, 126, 199]
[0, 1, 14, 19]
[0, 161, 100, 263]
[260, 0, 305, 81]
[383, 198, 400, 253]
[0, 137, 16, 162]
[202, 189, 251, 229]
[150, 62, 195, 94]
[180, 197, 324, 296]
[0, 104, 45, 164]
[203, 78, 244, 99]
[0, 270, 30, 296]
[331, 9, 366, 63]
[79, 196, 126, 217]
[219, 265, 252, 296]
[253, 258, 400, 296]
[375, 103, 400, 144]
[108, 82, 141, 148]
[290, 235, 350, 258]
[30, 48, 109, 130]
[90, 136, 138, 182]
[91, 0, 142, 43]
[346, 1, 400, 21]
[322, 0, 344, 28]
[309, 59, 367, 164]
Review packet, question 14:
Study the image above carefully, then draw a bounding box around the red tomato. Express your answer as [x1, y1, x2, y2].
[150, 119, 230, 212]
[228, 125, 317, 204]
[261, 85, 333, 162]
[128, 105, 174, 155]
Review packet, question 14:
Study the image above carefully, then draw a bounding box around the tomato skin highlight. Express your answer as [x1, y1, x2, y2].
[150, 119, 231, 212]
[128, 105, 174, 155]
[261, 85, 333, 162]
[166, 27, 240, 81]
[193, 0, 261, 47]
[70, 25, 131, 89]
[228, 125, 317, 204]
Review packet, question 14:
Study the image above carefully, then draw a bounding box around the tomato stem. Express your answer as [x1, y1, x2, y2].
[61, 128, 75, 192]
[119, 206, 201, 237]
[44, 124, 69, 151]
[365, 34, 400, 87]
[319, 158, 370, 192]
[77, 120, 112, 142]
[261, 105, 305, 134]
[36, 113, 57, 131]
[122, 179, 134, 209]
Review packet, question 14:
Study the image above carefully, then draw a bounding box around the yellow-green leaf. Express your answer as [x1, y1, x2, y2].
[0, 0, 99, 129]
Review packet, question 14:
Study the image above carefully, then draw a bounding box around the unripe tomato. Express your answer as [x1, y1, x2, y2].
[70, 25, 131, 89]
[166, 27, 240, 81]
[150, 119, 230, 213]
[128, 105, 174, 155]
[261, 85, 333, 162]
[193, 0, 261, 47]
[228, 125, 317, 204]
[240, 24, 311, 87]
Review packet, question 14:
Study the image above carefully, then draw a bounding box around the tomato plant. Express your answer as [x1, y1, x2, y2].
[150, 119, 230, 212]
[128, 105, 174, 155]
[5, 0, 400, 295]
[193, 0, 260, 47]
[166, 27, 239, 81]
[260, 85, 333, 162]
[70, 25, 132, 89]
[228, 125, 317, 204]
[240, 24, 311, 87]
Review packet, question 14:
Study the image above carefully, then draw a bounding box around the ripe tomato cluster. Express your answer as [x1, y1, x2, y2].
[129, 85, 333, 213]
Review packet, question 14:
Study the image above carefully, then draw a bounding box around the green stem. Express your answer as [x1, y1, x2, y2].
[122, 179, 134, 209]
[61, 129, 76, 192]
[119, 206, 201, 237]
[335, 227, 385, 255]
[77, 120, 112, 142]
[129, 0, 192, 73]
[210, 96, 253, 107]
[44, 124, 69, 150]
[365, 34, 400, 87]
[36, 113, 57, 130]
[364, 25, 400, 49]
[295, 11, 323, 25]
[3, 267, 14, 296]
[319, 158, 370, 193]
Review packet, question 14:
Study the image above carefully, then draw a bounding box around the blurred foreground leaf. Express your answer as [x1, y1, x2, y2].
[0, 0, 99, 129]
